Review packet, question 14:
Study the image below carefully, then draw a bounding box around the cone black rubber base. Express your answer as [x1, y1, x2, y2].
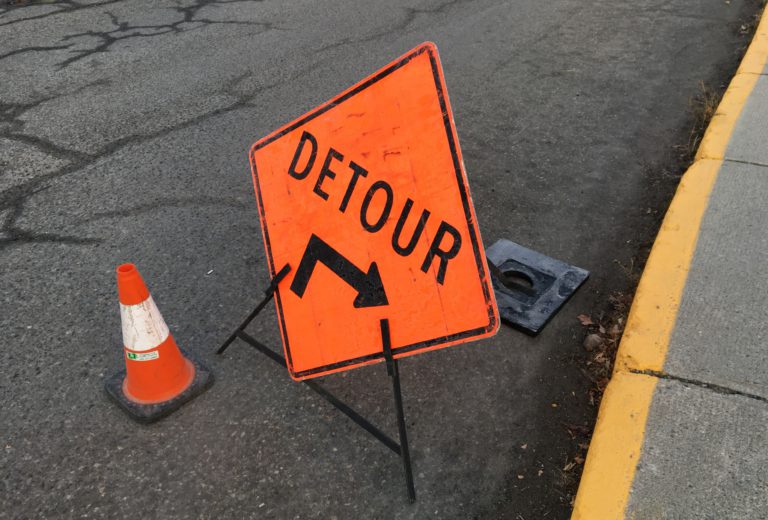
[105, 350, 214, 424]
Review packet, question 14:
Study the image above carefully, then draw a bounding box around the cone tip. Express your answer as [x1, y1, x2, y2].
[116, 263, 149, 305]
[117, 263, 138, 277]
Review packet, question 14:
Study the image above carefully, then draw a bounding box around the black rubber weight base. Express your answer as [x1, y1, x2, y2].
[104, 350, 214, 424]
[486, 239, 589, 335]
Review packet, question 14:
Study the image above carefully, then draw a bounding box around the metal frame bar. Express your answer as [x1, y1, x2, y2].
[217, 265, 417, 502]
[380, 318, 416, 502]
[217, 263, 291, 355]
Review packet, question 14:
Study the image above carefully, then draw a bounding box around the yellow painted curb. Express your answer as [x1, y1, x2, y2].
[571, 372, 658, 520]
[696, 74, 761, 160]
[696, 7, 768, 160]
[572, 5, 768, 519]
[735, 7, 768, 75]
[615, 159, 721, 373]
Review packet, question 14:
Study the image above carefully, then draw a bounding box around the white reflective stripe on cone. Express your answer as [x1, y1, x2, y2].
[120, 295, 170, 352]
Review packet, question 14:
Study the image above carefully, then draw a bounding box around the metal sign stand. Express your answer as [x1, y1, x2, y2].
[217, 264, 416, 503]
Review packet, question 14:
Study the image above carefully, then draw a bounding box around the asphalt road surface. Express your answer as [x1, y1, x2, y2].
[0, 0, 758, 518]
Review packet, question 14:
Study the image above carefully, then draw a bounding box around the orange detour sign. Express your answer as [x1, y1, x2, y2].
[249, 42, 499, 380]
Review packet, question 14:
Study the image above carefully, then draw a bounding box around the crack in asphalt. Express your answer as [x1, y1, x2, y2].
[0, 59, 323, 251]
[0, 91, 101, 163]
[0, 184, 100, 247]
[172, 0, 263, 25]
[0, 0, 281, 250]
[0, 0, 268, 66]
[75, 196, 249, 224]
[0, 0, 470, 251]
[4, 132, 94, 163]
[0, 0, 121, 27]
[57, 2, 270, 69]
[0, 227, 101, 246]
[0, 44, 73, 61]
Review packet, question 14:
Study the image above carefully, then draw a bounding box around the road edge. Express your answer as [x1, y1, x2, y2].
[571, 6, 768, 519]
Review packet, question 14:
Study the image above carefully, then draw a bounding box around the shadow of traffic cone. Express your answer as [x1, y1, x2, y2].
[105, 263, 213, 423]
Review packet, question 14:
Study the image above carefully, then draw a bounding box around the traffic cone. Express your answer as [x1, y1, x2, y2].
[105, 263, 213, 423]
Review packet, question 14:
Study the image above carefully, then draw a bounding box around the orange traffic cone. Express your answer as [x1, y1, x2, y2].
[105, 263, 213, 423]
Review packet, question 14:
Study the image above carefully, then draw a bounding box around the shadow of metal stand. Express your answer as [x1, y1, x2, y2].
[217, 264, 416, 503]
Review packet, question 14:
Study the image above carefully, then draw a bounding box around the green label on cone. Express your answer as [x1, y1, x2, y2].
[126, 351, 160, 361]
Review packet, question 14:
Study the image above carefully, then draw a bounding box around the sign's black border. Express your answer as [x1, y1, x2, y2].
[250, 43, 497, 379]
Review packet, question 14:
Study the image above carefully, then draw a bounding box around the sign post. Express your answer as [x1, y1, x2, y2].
[219, 42, 499, 501]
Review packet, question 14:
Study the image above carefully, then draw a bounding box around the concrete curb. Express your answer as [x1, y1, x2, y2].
[571, 6, 768, 519]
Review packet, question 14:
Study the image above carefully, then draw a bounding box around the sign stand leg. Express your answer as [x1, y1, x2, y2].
[217, 264, 291, 355]
[217, 268, 417, 502]
[380, 318, 416, 503]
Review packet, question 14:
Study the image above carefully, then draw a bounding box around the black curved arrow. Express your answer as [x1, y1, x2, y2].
[289, 234, 388, 308]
